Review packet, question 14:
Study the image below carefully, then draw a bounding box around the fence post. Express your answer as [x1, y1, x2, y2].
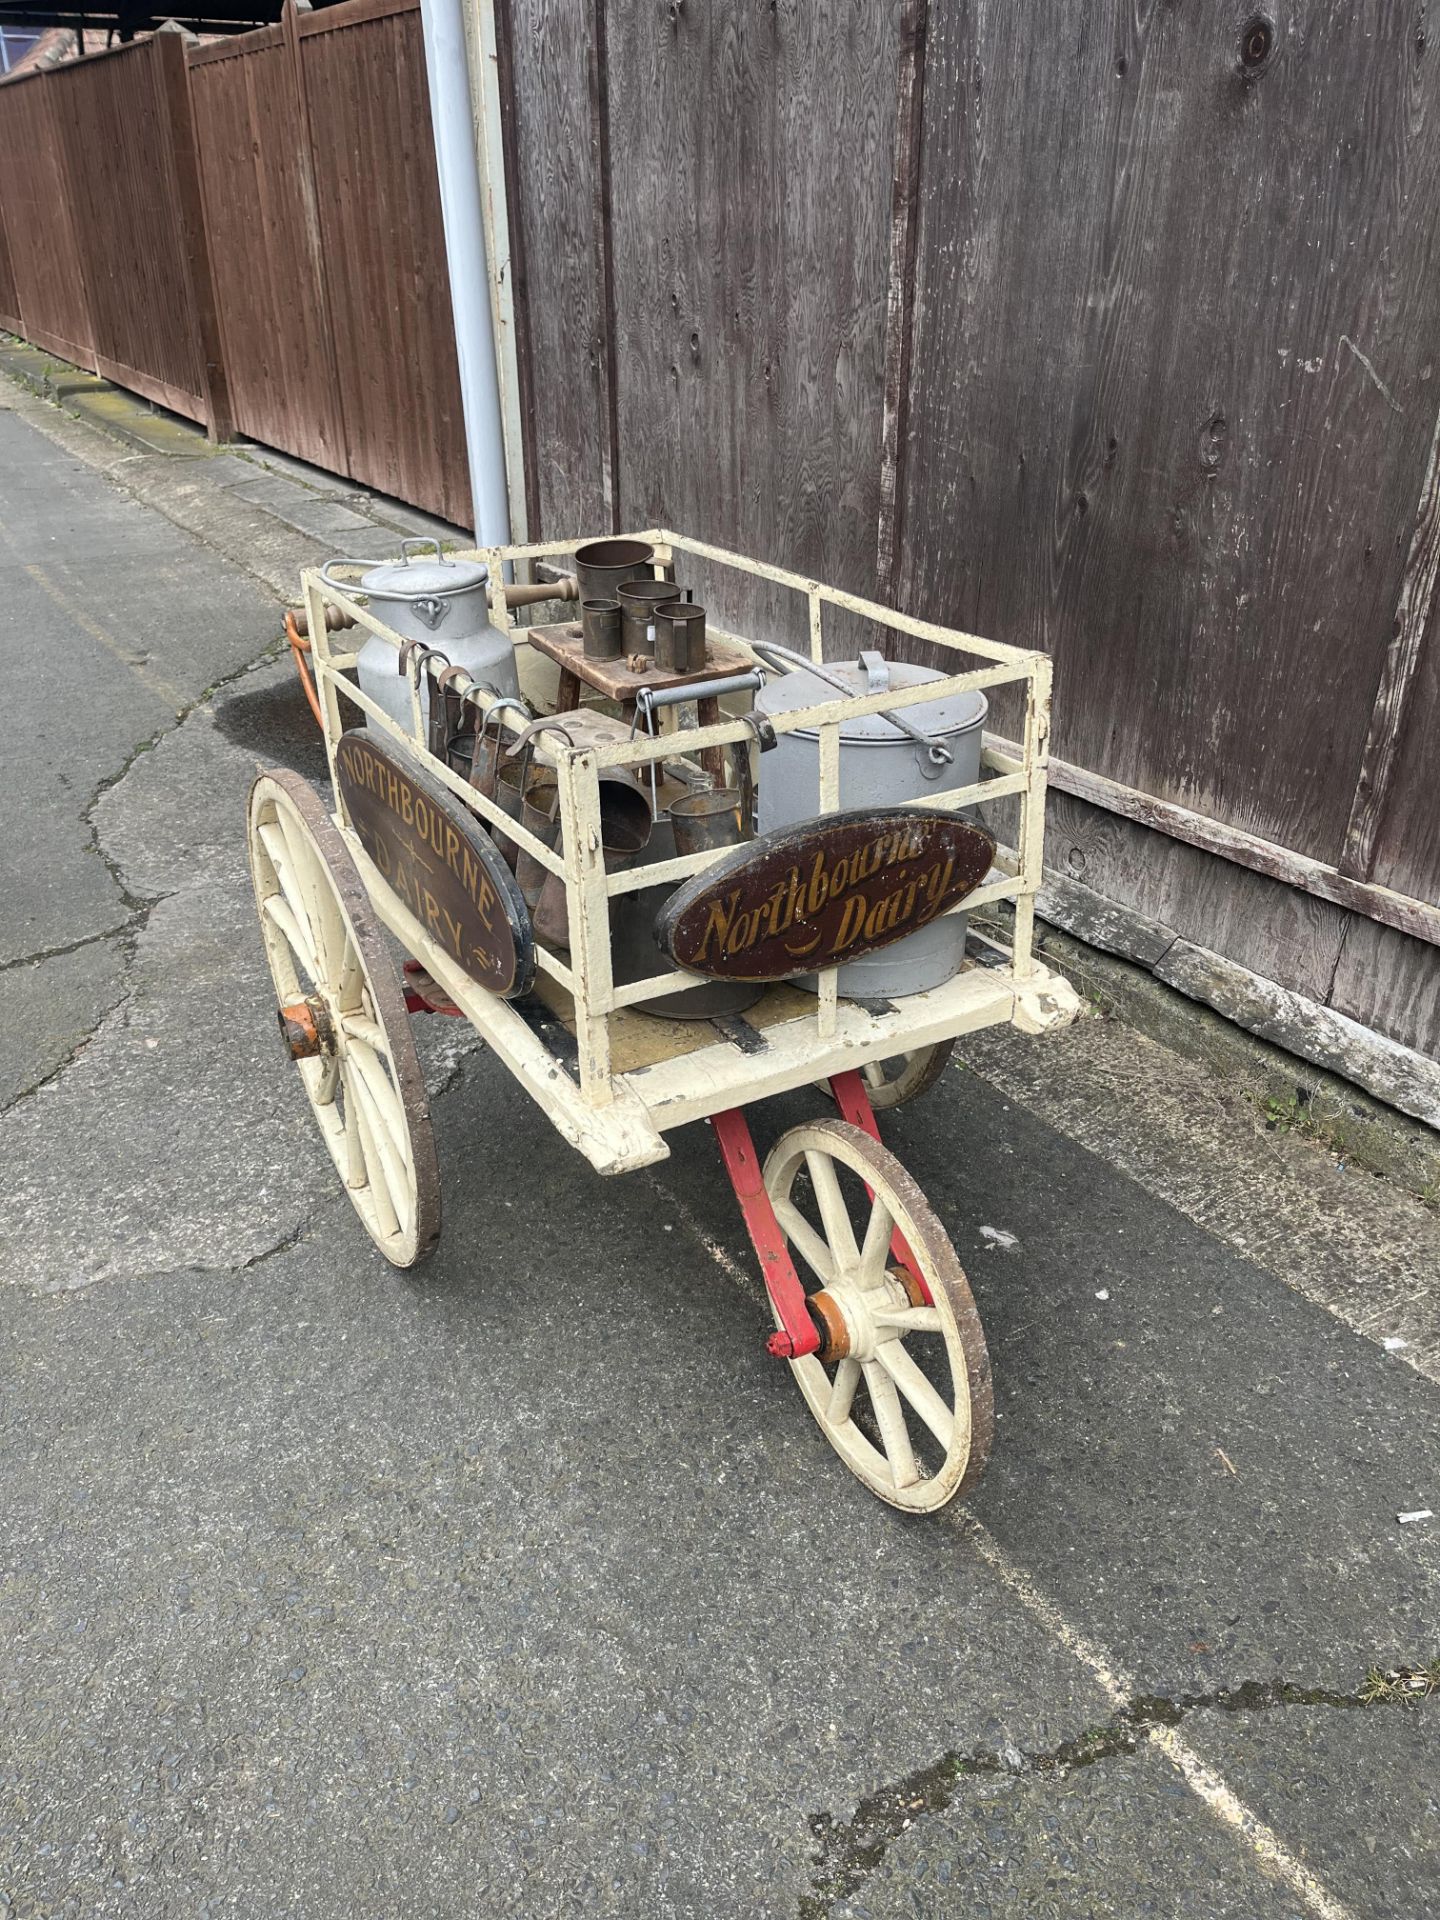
[155, 27, 231, 442]
[280, 0, 352, 476]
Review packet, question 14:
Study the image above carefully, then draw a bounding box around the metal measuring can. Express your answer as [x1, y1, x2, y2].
[581, 598, 623, 660]
[617, 579, 680, 657]
[654, 600, 707, 674]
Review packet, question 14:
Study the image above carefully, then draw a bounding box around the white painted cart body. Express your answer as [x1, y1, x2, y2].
[249, 529, 1080, 1513]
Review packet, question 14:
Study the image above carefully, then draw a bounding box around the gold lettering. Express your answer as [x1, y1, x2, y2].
[863, 890, 906, 942]
[854, 837, 887, 884]
[833, 894, 869, 951]
[725, 908, 755, 956]
[916, 854, 956, 924]
[695, 889, 742, 965]
[782, 919, 823, 958]
[805, 851, 829, 914]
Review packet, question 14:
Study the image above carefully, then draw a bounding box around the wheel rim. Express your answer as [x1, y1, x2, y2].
[763, 1119, 992, 1512]
[247, 768, 440, 1269]
[822, 1040, 955, 1111]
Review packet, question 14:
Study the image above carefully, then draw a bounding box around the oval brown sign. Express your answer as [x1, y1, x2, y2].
[655, 808, 997, 982]
[336, 731, 535, 999]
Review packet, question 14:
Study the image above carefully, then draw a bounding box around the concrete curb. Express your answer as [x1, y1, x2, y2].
[983, 881, 1440, 1204]
[0, 337, 468, 559]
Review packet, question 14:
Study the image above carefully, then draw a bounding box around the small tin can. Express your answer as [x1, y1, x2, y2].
[618, 579, 680, 657]
[654, 600, 707, 674]
[581, 597, 623, 660]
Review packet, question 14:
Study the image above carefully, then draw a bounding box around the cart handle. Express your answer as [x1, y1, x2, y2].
[631, 669, 765, 725]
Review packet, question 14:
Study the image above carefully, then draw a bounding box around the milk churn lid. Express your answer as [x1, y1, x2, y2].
[358, 538, 489, 601]
[754, 655, 988, 745]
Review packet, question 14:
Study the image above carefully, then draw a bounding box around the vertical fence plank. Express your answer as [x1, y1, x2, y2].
[0, 69, 95, 368]
[487, 0, 612, 538]
[189, 24, 351, 471]
[300, 0, 472, 524]
[1340, 397, 1440, 901]
[899, 0, 1440, 876]
[155, 28, 231, 441]
[48, 37, 209, 422]
[0, 188, 19, 334]
[602, 0, 898, 591]
[874, 0, 927, 606]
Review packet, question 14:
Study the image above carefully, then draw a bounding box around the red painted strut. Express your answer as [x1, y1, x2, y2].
[710, 1106, 820, 1359]
[826, 1070, 933, 1306]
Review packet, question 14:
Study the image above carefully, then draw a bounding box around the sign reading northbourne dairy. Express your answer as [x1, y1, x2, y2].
[655, 809, 996, 982]
[336, 732, 534, 999]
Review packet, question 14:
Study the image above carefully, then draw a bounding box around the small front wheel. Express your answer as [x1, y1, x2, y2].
[763, 1119, 992, 1512]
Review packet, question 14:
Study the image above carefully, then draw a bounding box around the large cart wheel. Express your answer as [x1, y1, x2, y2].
[823, 1040, 955, 1111]
[763, 1119, 992, 1512]
[247, 768, 440, 1268]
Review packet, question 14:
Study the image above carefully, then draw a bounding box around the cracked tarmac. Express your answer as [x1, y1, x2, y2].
[1, 380, 1438, 1919]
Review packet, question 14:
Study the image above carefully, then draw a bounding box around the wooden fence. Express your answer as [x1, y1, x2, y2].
[0, 0, 1435, 1067]
[0, 33, 214, 402]
[489, 0, 1440, 1065]
[189, 0, 470, 522]
[0, 0, 469, 524]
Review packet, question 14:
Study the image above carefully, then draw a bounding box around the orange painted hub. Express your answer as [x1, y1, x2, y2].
[806, 1290, 852, 1364]
[277, 1000, 331, 1060]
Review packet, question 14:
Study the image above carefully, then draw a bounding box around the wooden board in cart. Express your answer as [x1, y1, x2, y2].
[335, 732, 535, 999]
[656, 808, 997, 982]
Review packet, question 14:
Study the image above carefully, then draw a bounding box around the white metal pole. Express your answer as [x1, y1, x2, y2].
[418, 0, 511, 546]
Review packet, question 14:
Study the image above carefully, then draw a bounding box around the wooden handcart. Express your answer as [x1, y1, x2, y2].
[247, 530, 1079, 1513]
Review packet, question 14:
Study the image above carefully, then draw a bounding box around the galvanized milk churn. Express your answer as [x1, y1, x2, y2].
[320, 538, 520, 735]
[752, 649, 989, 998]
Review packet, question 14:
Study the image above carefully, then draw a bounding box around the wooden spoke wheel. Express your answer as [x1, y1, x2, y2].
[823, 1040, 956, 1111]
[764, 1119, 992, 1512]
[247, 768, 440, 1269]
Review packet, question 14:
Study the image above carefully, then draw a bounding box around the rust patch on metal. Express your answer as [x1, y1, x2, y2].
[656, 808, 996, 982]
[277, 998, 331, 1060]
[807, 1288, 853, 1364]
[894, 1268, 929, 1310]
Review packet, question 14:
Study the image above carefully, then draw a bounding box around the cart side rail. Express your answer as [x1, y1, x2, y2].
[301, 529, 1056, 1116]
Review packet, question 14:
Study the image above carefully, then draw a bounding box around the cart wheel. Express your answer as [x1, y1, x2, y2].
[822, 1041, 955, 1111]
[247, 768, 440, 1269]
[763, 1119, 992, 1512]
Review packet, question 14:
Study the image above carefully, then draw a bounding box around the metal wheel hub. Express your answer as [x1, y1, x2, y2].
[277, 997, 335, 1061]
[811, 1271, 917, 1364]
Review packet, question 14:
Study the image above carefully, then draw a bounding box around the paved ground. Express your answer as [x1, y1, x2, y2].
[1, 377, 1438, 1920]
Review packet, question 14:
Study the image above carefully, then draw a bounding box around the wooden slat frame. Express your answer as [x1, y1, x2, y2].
[303, 527, 1071, 1162]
